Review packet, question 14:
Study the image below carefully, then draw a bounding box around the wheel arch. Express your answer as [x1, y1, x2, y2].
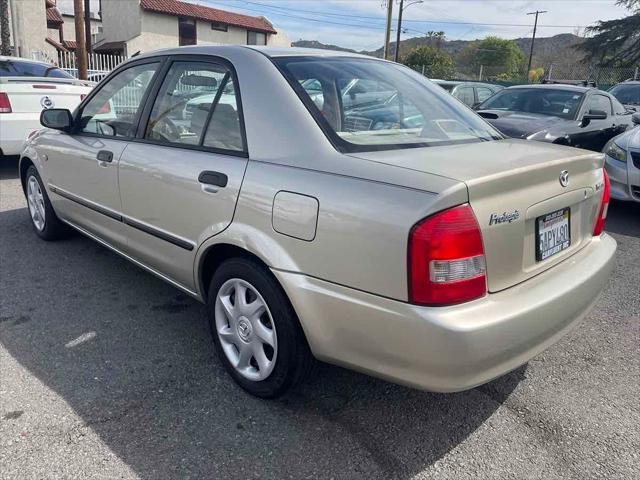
[19, 156, 35, 194]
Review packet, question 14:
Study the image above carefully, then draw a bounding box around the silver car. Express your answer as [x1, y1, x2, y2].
[20, 46, 616, 398]
[604, 112, 640, 202]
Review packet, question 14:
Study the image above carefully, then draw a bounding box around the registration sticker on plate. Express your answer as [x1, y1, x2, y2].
[536, 208, 571, 261]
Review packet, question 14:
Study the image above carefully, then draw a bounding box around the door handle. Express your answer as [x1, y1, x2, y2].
[198, 171, 228, 188]
[97, 150, 113, 163]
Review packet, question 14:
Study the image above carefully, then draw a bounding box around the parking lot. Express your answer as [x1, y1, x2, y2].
[0, 156, 638, 479]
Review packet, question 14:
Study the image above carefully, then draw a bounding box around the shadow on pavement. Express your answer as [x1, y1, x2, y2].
[0, 156, 20, 180]
[606, 200, 640, 238]
[0, 206, 524, 479]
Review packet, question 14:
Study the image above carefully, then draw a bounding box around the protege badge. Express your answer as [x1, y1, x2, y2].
[489, 210, 520, 226]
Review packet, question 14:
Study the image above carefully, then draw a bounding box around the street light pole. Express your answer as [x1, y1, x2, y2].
[526, 10, 547, 78]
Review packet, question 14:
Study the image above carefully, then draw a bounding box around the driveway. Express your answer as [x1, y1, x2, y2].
[1, 157, 638, 479]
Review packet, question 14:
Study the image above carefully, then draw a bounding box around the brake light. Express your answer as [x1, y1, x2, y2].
[0, 92, 12, 113]
[408, 204, 487, 306]
[593, 169, 610, 236]
[32, 84, 57, 89]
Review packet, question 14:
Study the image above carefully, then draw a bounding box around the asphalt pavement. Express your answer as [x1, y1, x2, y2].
[1, 156, 638, 479]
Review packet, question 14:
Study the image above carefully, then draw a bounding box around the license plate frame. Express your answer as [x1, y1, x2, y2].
[535, 207, 571, 262]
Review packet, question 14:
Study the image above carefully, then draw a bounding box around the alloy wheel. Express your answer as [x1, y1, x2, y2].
[27, 175, 46, 231]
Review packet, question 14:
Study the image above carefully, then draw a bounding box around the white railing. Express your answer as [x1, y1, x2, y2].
[31, 50, 127, 80]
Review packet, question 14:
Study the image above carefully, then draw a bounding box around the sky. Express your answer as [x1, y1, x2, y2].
[201, 0, 630, 51]
[57, 0, 631, 52]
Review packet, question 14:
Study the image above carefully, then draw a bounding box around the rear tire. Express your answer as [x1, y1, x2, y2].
[24, 165, 71, 241]
[207, 257, 315, 398]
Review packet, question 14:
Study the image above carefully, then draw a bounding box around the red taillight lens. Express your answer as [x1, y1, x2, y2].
[0, 92, 12, 113]
[98, 101, 111, 114]
[409, 204, 487, 306]
[593, 169, 611, 236]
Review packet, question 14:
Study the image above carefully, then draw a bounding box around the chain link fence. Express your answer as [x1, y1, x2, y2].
[408, 63, 640, 89]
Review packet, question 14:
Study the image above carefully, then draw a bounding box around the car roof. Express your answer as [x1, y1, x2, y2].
[504, 83, 594, 93]
[135, 45, 373, 60]
[0, 55, 52, 66]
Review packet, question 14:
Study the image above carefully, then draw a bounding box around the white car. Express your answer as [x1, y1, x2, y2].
[604, 112, 640, 202]
[0, 56, 93, 157]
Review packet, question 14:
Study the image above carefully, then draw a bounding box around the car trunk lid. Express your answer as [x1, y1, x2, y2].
[349, 139, 605, 292]
[0, 77, 92, 113]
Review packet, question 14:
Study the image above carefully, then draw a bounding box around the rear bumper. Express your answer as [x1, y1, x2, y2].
[0, 113, 41, 156]
[274, 234, 616, 392]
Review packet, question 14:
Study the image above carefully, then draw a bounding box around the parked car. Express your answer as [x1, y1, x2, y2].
[432, 80, 503, 107]
[0, 56, 93, 157]
[603, 111, 640, 202]
[20, 46, 616, 398]
[474, 84, 636, 151]
[608, 80, 640, 112]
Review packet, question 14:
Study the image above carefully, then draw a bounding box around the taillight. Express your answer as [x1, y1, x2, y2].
[98, 101, 111, 114]
[593, 169, 611, 236]
[0, 92, 12, 113]
[408, 204, 487, 306]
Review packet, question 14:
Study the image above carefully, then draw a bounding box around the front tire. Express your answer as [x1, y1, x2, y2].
[207, 257, 315, 398]
[24, 165, 70, 240]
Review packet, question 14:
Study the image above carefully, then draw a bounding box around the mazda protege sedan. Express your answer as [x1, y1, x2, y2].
[20, 46, 616, 398]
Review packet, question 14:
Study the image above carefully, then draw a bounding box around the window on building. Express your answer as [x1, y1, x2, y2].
[178, 18, 197, 46]
[211, 22, 228, 32]
[247, 31, 267, 46]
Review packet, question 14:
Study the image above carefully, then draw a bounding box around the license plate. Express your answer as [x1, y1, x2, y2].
[536, 208, 571, 261]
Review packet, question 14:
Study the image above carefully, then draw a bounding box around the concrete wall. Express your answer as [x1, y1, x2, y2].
[8, 0, 57, 59]
[96, 0, 141, 47]
[60, 16, 103, 43]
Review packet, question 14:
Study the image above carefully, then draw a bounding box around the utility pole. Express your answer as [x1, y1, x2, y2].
[73, 0, 88, 79]
[394, 0, 423, 63]
[526, 10, 547, 79]
[394, 0, 404, 62]
[383, 0, 393, 60]
[84, 0, 92, 54]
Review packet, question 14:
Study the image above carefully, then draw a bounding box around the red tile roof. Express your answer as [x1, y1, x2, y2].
[62, 40, 77, 50]
[140, 0, 276, 34]
[46, 7, 64, 24]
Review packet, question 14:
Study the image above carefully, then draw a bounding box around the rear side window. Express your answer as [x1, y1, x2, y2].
[0, 60, 73, 78]
[609, 84, 640, 107]
[145, 61, 244, 153]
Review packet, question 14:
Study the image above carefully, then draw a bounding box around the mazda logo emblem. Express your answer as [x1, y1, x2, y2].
[559, 170, 569, 187]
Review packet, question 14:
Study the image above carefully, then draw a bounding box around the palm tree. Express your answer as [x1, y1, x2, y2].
[0, 0, 11, 56]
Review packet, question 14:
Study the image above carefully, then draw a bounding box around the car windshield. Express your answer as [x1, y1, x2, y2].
[0, 59, 74, 78]
[275, 57, 501, 152]
[479, 88, 584, 120]
[609, 84, 640, 106]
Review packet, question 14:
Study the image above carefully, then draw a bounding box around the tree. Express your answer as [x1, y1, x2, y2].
[579, 0, 640, 65]
[402, 45, 455, 79]
[0, 0, 11, 56]
[458, 36, 526, 77]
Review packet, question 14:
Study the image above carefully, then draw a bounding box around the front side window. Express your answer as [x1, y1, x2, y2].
[476, 87, 494, 103]
[145, 61, 244, 152]
[453, 86, 474, 106]
[247, 31, 267, 46]
[275, 57, 500, 152]
[585, 94, 612, 115]
[79, 62, 159, 137]
[479, 88, 584, 120]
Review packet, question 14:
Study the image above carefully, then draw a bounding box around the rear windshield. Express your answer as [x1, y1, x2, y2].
[609, 84, 640, 106]
[0, 60, 74, 79]
[478, 88, 584, 120]
[274, 57, 501, 152]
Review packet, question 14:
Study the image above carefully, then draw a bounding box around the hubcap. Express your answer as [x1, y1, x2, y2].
[214, 279, 277, 381]
[27, 175, 46, 231]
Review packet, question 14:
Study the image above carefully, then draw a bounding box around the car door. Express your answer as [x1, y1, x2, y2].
[42, 59, 162, 248]
[118, 57, 248, 291]
[572, 92, 615, 151]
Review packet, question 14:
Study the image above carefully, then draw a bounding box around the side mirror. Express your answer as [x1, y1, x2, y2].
[40, 108, 73, 131]
[632, 112, 640, 125]
[583, 109, 608, 121]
